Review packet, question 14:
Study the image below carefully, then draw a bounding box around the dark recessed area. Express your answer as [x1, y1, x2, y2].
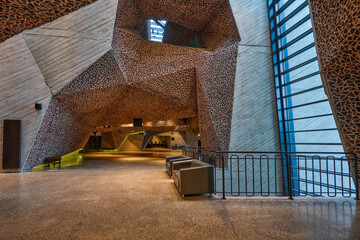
[139, 19, 199, 47]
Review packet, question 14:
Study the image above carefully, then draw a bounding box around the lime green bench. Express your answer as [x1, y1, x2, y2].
[32, 149, 84, 171]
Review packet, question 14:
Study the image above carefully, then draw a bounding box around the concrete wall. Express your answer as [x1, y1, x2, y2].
[0, 0, 118, 170]
[101, 132, 115, 149]
[0, 34, 52, 169]
[229, 0, 280, 152]
[119, 134, 144, 151]
[224, 0, 283, 195]
[1, 0, 282, 172]
[154, 132, 187, 148]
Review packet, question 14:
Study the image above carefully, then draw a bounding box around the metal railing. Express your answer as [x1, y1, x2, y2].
[182, 147, 359, 200]
[182, 146, 220, 161]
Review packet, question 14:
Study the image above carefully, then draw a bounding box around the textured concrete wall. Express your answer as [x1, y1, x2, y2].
[227, 0, 283, 193]
[160, 132, 187, 148]
[0, 0, 99, 43]
[229, 0, 280, 152]
[112, 130, 129, 149]
[0, 34, 52, 169]
[308, 0, 360, 195]
[119, 134, 144, 151]
[0, 0, 117, 170]
[101, 132, 115, 149]
[2, 0, 279, 172]
[22, 98, 93, 172]
[22, 0, 117, 94]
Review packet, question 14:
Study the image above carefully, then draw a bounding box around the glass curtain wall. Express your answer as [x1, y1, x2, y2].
[267, 0, 355, 196]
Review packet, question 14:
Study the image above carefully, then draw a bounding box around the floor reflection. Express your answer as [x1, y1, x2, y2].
[0, 151, 359, 239]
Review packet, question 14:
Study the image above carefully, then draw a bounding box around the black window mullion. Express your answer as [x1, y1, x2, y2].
[288, 143, 343, 146]
[284, 113, 333, 122]
[280, 57, 317, 75]
[276, 0, 296, 16]
[281, 85, 323, 98]
[287, 128, 338, 133]
[278, 15, 311, 39]
[268, 1, 289, 153]
[278, 29, 313, 51]
[269, 0, 281, 9]
[277, 1, 308, 27]
[281, 71, 320, 87]
[279, 43, 315, 63]
[283, 99, 328, 110]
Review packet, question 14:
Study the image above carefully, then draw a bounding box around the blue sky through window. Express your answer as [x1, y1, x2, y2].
[150, 20, 166, 42]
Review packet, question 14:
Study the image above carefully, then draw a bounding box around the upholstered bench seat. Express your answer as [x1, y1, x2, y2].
[165, 155, 192, 177]
[172, 159, 213, 196]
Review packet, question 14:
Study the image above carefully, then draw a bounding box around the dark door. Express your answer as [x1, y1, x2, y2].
[2, 120, 21, 169]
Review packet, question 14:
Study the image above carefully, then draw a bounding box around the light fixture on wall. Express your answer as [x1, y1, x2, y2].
[35, 102, 42, 110]
[133, 118, 143, 127]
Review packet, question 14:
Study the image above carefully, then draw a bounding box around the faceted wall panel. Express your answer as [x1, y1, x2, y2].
[22, 0, 240, 169]
[0, 0, 118, 171]
[112, 130, 129, 149]
[21, 0, 118, 94]
[112, 0, 240, 150]
[141, 131, 166, 150]
[309, 1, 360, 166]
[101, 132, 115, 149]
[22, 98, 93, 171]
[0, 0, 98, 42]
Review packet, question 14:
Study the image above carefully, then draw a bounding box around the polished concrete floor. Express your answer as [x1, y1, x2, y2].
[0, 150, 359, 239]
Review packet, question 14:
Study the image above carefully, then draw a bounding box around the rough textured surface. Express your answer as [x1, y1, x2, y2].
[1, 151, 359, 239]
[22, 0, 240, 170]
[0, 0, 99, 43]
[101, 132, 115, 149]
[112, 0, 240, 151]
[22, 98, 93, 172]
[111, 129, 129, 148]
[55, 50, 197, 127]
[309, 1, 360, 184]
[106, 119, 189, 149]
[119, 133, 144, 151]
[0, 0, 117, 170]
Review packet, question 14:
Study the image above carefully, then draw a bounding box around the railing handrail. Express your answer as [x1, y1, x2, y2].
[181, 146, 358, 200]
[182, 147, 357, 156]
[215, 151, 356, 155]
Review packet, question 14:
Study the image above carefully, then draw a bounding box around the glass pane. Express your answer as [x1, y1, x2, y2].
[292, 131, 342, 144]
[292, 115, 338, 130]
[289, 101, 333, 119]
[281, 33, 315, 56]
[284, 74, 322, 92]
[268, 0, 353, 197]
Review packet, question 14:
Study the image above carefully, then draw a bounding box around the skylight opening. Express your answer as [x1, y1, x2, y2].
[150, 19, 166, 42]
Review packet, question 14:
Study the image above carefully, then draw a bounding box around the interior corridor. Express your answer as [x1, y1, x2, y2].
[0, 151, 359, 239]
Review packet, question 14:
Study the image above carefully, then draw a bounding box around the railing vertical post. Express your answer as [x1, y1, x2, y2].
[354, 155, 359, 200]
[288, 153, 293, 200]
[222, 152, 226, 200]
